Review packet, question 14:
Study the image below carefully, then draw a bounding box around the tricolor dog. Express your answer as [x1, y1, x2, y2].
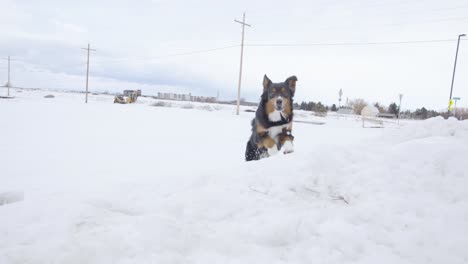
[245, 75, 297, 161]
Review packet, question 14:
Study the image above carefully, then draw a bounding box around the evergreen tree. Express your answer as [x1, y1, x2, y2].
[388, 103, 399, 116]
[420, 107, 428, 119]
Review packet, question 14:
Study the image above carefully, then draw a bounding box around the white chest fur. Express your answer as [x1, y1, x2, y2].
[267, 110, 290, 139]
[268, 123, 290, 139]
[268, 110, 282, 122]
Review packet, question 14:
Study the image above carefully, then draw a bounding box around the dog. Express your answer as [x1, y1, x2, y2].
[245, 74, 297, 161]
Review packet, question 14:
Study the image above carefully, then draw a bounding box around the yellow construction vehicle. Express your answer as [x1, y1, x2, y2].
[114, 90, 140, 104]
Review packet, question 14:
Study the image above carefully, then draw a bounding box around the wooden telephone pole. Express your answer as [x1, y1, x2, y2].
[448, 34, 465, 115]
[2, 56, 12, 96]
[398, 93, 403, 125]
[338, 89, 343, 108]
[81, 44, 96, 103]
[234, 12, 251, 115]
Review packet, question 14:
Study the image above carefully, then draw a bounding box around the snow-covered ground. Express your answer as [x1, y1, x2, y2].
[1, 89, 468, 264]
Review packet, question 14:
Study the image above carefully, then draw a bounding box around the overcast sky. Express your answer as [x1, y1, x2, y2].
[1, 0, 467, 110]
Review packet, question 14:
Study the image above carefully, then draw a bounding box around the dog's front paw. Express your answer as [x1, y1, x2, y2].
[267, 146, 279, 157]
[282, 141, 294, 154]
[259, 151, 269, 159]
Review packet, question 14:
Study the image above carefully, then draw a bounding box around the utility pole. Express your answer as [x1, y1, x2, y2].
[81, 43, 96, 104]
[448, 34, 465, 116]
[2, 56, 12, 96]
[234, 12, 251, 115]
[398, 93, 403, 125]
[338, 89, 343, 108]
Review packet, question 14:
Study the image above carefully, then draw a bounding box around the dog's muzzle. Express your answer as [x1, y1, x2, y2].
[275, 98, 284, 111]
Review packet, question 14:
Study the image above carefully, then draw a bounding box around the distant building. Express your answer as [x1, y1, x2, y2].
[337, 106, 354, 115]
[157, 92, 216, 103]
[191, 95, 217, 103]
[124, 90, 141, 96]
[158, 92, 191, 101]
[378, 113, 396, 119]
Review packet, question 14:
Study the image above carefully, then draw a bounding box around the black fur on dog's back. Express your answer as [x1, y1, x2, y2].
[245, 139, 262, 161]
[245, 119, 267, 161]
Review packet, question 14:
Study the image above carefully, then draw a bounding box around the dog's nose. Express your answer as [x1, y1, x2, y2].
[276, 99, 283, 105]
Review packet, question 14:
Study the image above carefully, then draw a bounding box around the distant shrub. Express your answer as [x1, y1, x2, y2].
[198, 105, 215, 111]
[151, 101, 171, 107]
[181, 103, 194, 109]
[456, 108, 468, 120]
[299, 101, 327, 113]
[349, 98, 367, 115]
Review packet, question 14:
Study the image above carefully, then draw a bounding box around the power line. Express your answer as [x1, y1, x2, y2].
[250, 2, 468, 29]
[244, 38, 464, 47]
[93, 45, 239, 64]
[87, 38, 465, 67]
[6, 38, 466, 73]
[387, 16, 468, 27]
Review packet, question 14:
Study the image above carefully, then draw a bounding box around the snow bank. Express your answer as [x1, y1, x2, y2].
[387, 116, 468, 142]
[1, 90, 467, 264]
[0, 191, 24, 206]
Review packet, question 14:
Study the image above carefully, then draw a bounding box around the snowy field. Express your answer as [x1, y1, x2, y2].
[1, 89, 468, 264]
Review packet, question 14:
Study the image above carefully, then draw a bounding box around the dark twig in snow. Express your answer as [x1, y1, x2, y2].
[331, 195, 349, 204]
[304, 187, 320, 195]
[249, 186, 269, 196]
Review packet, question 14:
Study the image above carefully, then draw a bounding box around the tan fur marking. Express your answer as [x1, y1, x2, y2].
[266, 98, 275, 114]
[256, 120, 276, 148]
[256, 122, 267, 134]
[262, 136, 276, 148]
[282, 99, 291, 117]
[279, 135, 293, 146]
[256, 135, 276, 149]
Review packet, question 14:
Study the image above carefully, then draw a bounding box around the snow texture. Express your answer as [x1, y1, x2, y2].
[1, 89, 468, 264]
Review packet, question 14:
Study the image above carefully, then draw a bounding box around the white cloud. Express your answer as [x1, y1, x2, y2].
[1, 0, 467, 109]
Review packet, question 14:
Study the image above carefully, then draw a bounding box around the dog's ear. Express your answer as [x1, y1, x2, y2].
[285, 76, 298, 95]
[263, 74, 272, 92]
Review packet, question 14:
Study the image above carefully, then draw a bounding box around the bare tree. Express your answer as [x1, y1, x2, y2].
[349, 98, 368, 115]
[455, 107, 468, 120]
[373, 102, 386, 113]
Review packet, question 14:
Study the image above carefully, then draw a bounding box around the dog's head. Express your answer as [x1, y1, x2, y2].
[261, 74, 297, 118]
